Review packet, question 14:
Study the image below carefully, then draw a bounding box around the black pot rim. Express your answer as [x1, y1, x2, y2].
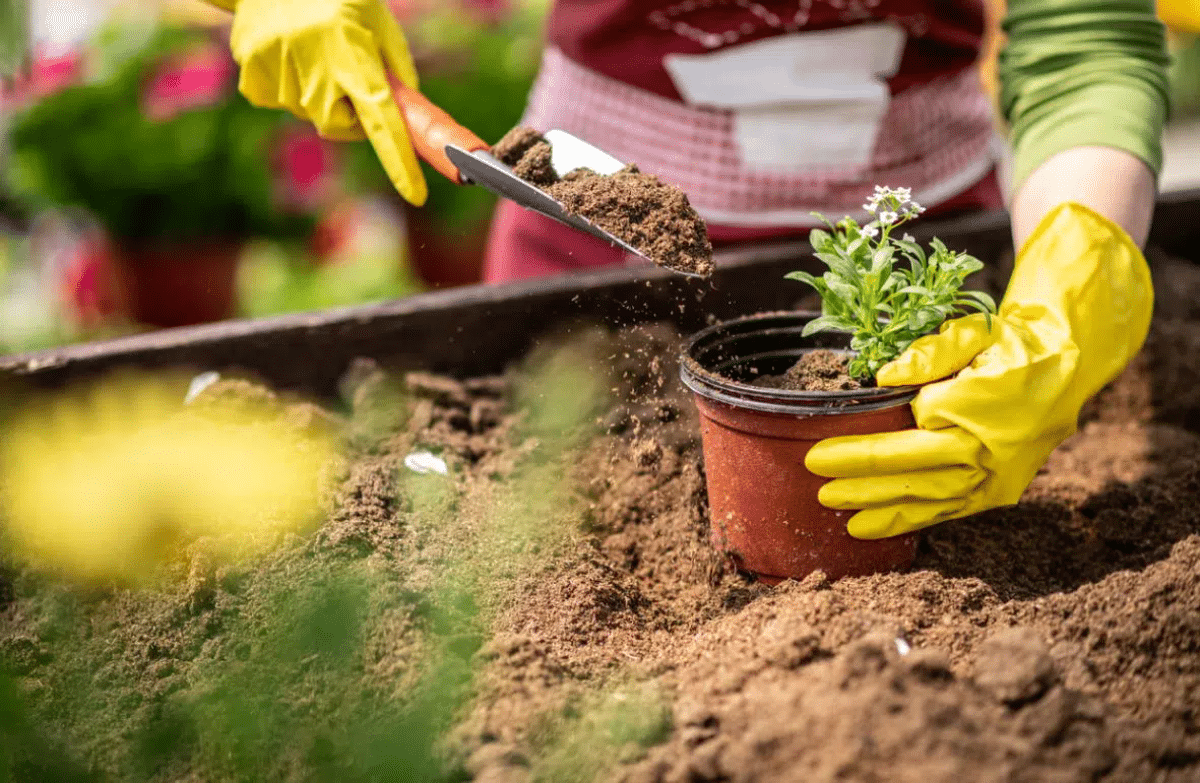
[679, 311, 920, 416]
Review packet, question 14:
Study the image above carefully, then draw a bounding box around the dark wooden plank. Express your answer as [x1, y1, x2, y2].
[0, 192, 1193, 400]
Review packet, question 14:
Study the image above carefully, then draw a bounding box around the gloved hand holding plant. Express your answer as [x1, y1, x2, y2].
[796, 189, 1154, 540]
[787, 186, 997, 381]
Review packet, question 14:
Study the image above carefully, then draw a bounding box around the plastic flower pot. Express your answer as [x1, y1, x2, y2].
[110, 239, 244, 328]
[680, 311, 920, 584]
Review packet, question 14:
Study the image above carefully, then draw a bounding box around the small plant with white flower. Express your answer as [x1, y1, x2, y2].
[787, 186, 997, 382]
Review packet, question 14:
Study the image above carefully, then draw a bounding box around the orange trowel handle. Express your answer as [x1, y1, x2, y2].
[387, 73, 489, 184]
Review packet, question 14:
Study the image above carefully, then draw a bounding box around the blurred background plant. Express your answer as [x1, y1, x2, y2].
[0, 0, 25, 78]
[7, 25, 314, 246]
[0, 0, 549, 351]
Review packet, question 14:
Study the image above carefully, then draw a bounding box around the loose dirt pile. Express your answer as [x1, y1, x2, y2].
[492, 126, 714, 277]
[4, 255, 1200, 782]
[751, 349, 862, 391]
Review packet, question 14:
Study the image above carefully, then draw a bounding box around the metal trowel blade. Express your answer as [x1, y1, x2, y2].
[444, 137, 705, 278]
[542, 129, 625, 177]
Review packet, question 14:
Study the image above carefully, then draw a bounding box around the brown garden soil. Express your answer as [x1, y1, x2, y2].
[491, 126, 714, 277]
[751, 348, 862, 391]
[4, 252, 1200, 782]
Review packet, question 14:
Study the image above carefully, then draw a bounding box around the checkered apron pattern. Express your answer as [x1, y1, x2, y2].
[522, 45, 998, 229]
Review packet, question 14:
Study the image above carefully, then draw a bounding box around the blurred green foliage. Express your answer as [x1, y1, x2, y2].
[236, 235, 424, 319]
[0, 0, 24, 77]
[0, 561, 476, 783]
[4, 26, 314, 244]
[1171, 34, 1200, 116]
[531, 684, 672, 783]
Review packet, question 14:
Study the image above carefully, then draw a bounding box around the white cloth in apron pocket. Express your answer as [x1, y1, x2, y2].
[663, 23, 907, 172]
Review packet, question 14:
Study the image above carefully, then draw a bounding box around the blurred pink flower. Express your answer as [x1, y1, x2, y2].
[58, 233, 124, 328]
[1, 47, 84, 108]
[461, 0, 512, 24]
[142, 42, 235, 121]
[32, 50, 84, 95]
[387, 0, 424, 20]
[273, 125, 341, 213]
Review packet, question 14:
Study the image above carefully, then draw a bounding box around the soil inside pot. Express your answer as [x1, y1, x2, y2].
[491, 126, 714, 277]
[750, 349, 863, 391]
[7, 252, 1200, 782]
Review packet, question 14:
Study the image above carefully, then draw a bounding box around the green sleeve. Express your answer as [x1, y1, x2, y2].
[998, 0, 1171, 187]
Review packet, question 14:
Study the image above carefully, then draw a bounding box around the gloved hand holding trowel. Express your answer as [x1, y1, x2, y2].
[203, 0, 1169, 543]
[204, 0, 711, 277]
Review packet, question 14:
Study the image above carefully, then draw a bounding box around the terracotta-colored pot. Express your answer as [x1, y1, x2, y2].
[110, 240, 243, 328]
[680, 312, 921, 584]
[403, 205, 490, 289]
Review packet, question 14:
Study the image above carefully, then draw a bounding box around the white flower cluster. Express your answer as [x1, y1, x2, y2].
[862, 185, 925, 227]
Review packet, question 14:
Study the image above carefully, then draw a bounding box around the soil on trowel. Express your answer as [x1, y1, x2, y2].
[491, 125, 544, 167]
[511, 141, 557, 188]
[751, 349, 862, 391]
[7, 254, 1200, 782]
[491, 126, 714, 278]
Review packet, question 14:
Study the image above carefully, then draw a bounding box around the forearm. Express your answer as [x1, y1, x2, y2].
[999, 0, 1169, 248]
[1011, 146, 1156, 249]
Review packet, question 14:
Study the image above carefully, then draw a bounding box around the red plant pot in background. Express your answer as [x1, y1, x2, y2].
[404, 205, 490, 288]
[109, 240, 244, 328]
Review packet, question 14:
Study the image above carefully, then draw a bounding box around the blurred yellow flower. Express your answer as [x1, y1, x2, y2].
[0, 373, 339, 584]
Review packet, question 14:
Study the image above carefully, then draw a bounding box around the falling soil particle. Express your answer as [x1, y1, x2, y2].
[490, 126, 714, 278]
[7, 257, 1200, 782]
[752, 349, 862, 391]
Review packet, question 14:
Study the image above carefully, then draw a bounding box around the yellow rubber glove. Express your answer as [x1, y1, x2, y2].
[218, 0, 427, 205]
[1160, 0, 1200, 34]
[805, 202, 1153, 539]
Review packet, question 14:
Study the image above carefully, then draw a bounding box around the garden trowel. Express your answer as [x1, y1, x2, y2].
[389, 77, 706, 278]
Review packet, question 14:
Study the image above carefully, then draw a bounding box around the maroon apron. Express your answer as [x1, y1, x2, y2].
[484, 0, 1002, 283]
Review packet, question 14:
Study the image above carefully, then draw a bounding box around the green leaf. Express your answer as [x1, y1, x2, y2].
[870, 245, 895, 274]
[892, 237, 926, 261]
[960, 259, 985, 277]
[879, 273, 903, 294]
[827, 278, 859, 306]
[813, 251, 859, 282]
[808, 228, 833, 251]
[801, 315, 857, 337]
[784, 270, 823, 289]
[956, 299, 990, 313]
[956, 290, 997, 313]
[809, 212, 836, 231]
[900, 307, 942, 334]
